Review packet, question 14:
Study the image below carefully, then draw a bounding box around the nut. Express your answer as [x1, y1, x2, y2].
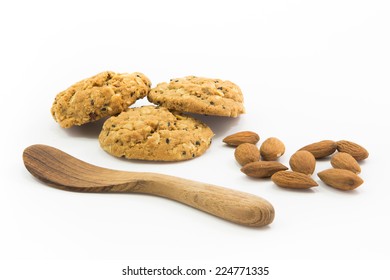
[317, 168, 363, 190]
[223, 131, 260, 146]
[298, 140, 337, 159]
[234, 143, 260, 166]
[271, 171, 318, 189]
[331, 152, 361, 174]
[241, 161, 288, 178]
[260, 137, 285, 161]
[336, 140, 369, 161]
[289, 150, 316, 175]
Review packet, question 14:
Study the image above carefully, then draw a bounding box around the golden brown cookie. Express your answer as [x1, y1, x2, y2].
[99, 106, 214, 161]
[147, 76, 245, 117]
[51, 71, 151, 128]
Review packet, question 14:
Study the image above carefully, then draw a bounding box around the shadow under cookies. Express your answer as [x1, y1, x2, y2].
[60, 111, 241, 140]
[187, 113, 241, 137]
[62, 117, 108, 139]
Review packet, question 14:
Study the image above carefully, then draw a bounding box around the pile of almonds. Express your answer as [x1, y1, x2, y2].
[223, 131, 369, 191]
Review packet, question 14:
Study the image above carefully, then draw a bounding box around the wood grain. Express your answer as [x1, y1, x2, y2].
[23, 144, 275, 227]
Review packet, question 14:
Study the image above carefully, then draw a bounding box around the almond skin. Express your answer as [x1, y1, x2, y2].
[289, 150, 316, 175]
[234, 143, 260, 166]
[298, 140, 337, 159]
[318, 168, 363, 190]
[331, 152, 361, 174]
[260, 137, 285, 161]
[271, 171, 318, 189]
[336, 140, 369, 161]
[223, 131, 260, 146]
[241, 161, 288, 178]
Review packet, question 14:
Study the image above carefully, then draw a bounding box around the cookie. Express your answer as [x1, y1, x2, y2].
[99, 106, 214, 161]
[147, 76, 245, 117]
[51, 71, 151, 128]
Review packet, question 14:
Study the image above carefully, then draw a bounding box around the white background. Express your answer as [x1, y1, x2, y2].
[1, 0, 390, 278]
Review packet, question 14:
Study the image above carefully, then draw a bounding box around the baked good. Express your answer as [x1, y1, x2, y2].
[99, 105, 214, 161]
[147, 76, 245, 117]
[51, 71, 151, 128]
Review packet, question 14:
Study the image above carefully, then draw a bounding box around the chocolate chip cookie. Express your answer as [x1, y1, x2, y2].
[99, 105, 214, 161]
[147, 76, 245, 117]
[51, 71, 151, 128]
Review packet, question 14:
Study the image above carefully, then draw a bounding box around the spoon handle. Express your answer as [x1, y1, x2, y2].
[124, 172, 275, 227]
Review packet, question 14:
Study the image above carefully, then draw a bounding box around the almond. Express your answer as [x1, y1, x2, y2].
[241, 161, 288, 178]
[336, 140, 369, 161]
[234, 143, 260, 166]
[260, 137, 285, 161]
[317, 168, 363, 190]
[298, 140, 337, 159]
[271, 171, 318, 189]
[289, 150, 316, 175]
[331, 152, 361, 174]
[223, 131, 260, 146]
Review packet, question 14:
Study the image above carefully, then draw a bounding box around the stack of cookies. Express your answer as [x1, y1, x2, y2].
[51, 71, 245, 161]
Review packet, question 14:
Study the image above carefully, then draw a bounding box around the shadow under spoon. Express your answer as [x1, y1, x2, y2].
[22, 144, 275, 227]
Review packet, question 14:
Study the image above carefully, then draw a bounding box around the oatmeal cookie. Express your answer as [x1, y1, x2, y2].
[147, 76, 245, 117]
[51, 71, 151, 128]
[98, 105, 214, 161]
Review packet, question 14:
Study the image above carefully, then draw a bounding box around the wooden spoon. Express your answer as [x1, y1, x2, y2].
[23, 144, 274, 227]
